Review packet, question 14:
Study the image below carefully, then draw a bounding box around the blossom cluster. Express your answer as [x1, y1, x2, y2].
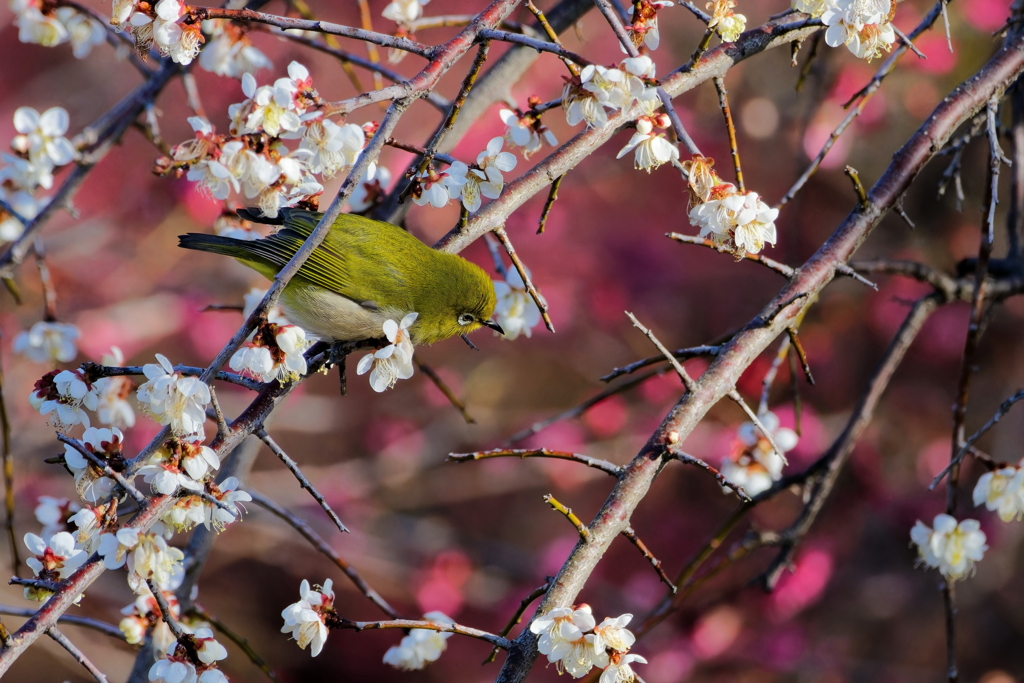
[357, 313, 418, 392]
[382, 612, 454, 670]
[10, 0, 105, 58]
[492, 268, 542, 340]
[795, 0, 896, 61]
[707, 0, 747, 43]
[530, 605, 647, 682]
[973, 459, 1024, 522]
[500, 105, 558, 159]
[159, 62, 336, 218]
[562, 56, 659, 130]
[111, 0, 204, 65]
[280, 579, 336, 656]
[685, 155, 779, 255]
[409, 136, 518, 213]
[624, 0, 673, 51]
[0, 106, 78, 243]
[230, 321, 311, 384]
[198, 19, 273, 78]
[720, 411, 799, 496]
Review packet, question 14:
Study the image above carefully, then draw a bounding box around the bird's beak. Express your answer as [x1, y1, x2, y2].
[482, 319, 505, 335]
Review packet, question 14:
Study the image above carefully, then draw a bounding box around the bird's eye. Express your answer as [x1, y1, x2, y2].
[458, 313, 474, 326]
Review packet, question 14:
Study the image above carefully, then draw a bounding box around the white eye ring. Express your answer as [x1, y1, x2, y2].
[458, 314, 473, 326]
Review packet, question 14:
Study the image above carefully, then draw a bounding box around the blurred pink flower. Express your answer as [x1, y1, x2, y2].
[584, 395, 628, 439]
[416, 551, 472, 616]
[645, 646, 694, 683]
[960, 0, 1012, 31]
[908, 35, 958, 74]
[691, 605, 743, 659]
[769, 548, 833, 621]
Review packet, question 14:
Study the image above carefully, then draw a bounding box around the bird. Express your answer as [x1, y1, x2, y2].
[178, 209, 503, 346]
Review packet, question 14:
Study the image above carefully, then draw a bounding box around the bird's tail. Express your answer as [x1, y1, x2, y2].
[177, 233, 257, 260]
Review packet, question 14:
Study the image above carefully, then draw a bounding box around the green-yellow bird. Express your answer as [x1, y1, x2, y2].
[178, 209, 502, 345]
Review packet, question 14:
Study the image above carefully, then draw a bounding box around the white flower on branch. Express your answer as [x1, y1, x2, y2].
[139, 439, 219, 495]
[186, 139, 245, 201]
[616, 116, 678, 172]
[822, 0, 896, 61]
[411, 166, 452, 208]
[14, 321, 79, 364]
[349, 162, 392, 213]
[136, 354, 211, 440]
[281, 579, 335, 657]
[63, 426, 124, 503]
[624, 0, 673, 51]
[382, 611, 455, 670]
[0, 190, 39, 242]
[793, 0, 828, 17]
[11, 0, 68, 48]
[300, 119, 364, 178]
[720, 411, 798, 496]
[590, 614, 636, 654]
[199, 19, 273, 78]
[357, 313, 417, 392]
[121, 584, 180, 653]
[973, 462, 1024, 522]
[193, 627, 228, 665]
[203, 476, 251, 532]
[688, 183, 779, 255]
[382, 0, 430, 25]
[132, 532, 185, 590]
[56, 8, 106, 58]
[69, 503, 107, 553]
[600, 652, 648, 683]
[230, 322, 310, 383]
[500, 108, 557, 159]
[910, 514, 988, 582]
[35, 495, 80, 539]
[708, 0, 747, 43]
[493, 267, 541, 340]
[23, 531, 86, 601]
[12, 106, 77, 169]
[30, 369, 100, 430]
[95, 347, 137, 430]
[530, 604, 603, 678]
[446, 137, 517, 212]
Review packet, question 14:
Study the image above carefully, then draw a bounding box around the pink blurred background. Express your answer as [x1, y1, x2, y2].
[2, 1, 1024, 682]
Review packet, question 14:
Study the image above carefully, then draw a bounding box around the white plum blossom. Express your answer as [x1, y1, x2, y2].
[187, 139, 245, 200]
[822, 0, 895, 61]
[30, 369, 100, 430]
[23, 531, 86, 599]
[793, 0, 828, 17]
[720, 411, 798, 496]
[138, 439, 218, 495]
[193, 627, 228, 665]
[63, 427, 123, 503]
[69, 504, 106, 553]
[688, 183, 779, 255]
[230, 322, 310, 383]
[493, 268, 541, 340]
[563, 59, 658, 128]
[124, 0, 204, 65]
[446, 137, 517, 212]
[411, 167, 452, 208]
[136, 354, 211, 439]
[13, 321, 79, 364]
[349, 162, 392, 212]
[530, 604, 602, 677]
[911, 514, 988, 582]
[383, 611, 455, 670]
[56, 8, 106, 58]
[708, 0, 746, 42]
[199, 20, 273, 78]
[624, 0, 673, 50]
[973, 461, 1024, 522]
[600, 653, 648, 683]
[357, 313, 418, 392]
[12, 2, 68, 47]
[203, 476, 251, 532]
[95, 347, 137, 429]
[35, 495, 79, 538]
[281, 579, 335, 656]
[12, 106, 77, 168]
[0, 190, 39, 242]
[616, 117, 679, 172]
[590, 614, 636, 654]
[499, 108, 557, 158]
[382, 0, 430, 24]
[239, 63, 312, 137]
[300, 119, 364, 178]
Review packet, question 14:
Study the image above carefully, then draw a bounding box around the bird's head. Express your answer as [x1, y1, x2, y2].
[412, 254, 502, 346]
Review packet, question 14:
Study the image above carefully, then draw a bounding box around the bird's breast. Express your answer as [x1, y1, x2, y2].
[280, 283, 395, 342]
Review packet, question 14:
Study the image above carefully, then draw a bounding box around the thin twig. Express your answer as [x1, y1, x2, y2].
[0, 605, 123, 640]
[416, 360, 474, 424]
[483, 583, 549, 664]
[600, 344, 721, 383]
[525, 0, 580, 75]
[81, 362, 264, 392]
[256, 429, 349, 534]
[492, 225, 555, 332]
[56, 434, 146, 504]
[448, 448, 621, 476]
[930, 389, 1024, 489]
[622, 527, 677, 593]
[667, 233, 795, 277]
[47, 627, 109, 683]
[759, 335, 792, 415]
[537, 174, 564, 234]
[0, 340, 17, 577]
[248, 490, 399, 618]
[786, 328, 815, 385]
[714, 77, 744, 192]
[543, 494, 589, 540]
[329, 617, 512, 648]
[191, 604, 283, 683]
[671, 451, 750, 501]
[844, 166, 869, 208]
[207, 385, 230, 443]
